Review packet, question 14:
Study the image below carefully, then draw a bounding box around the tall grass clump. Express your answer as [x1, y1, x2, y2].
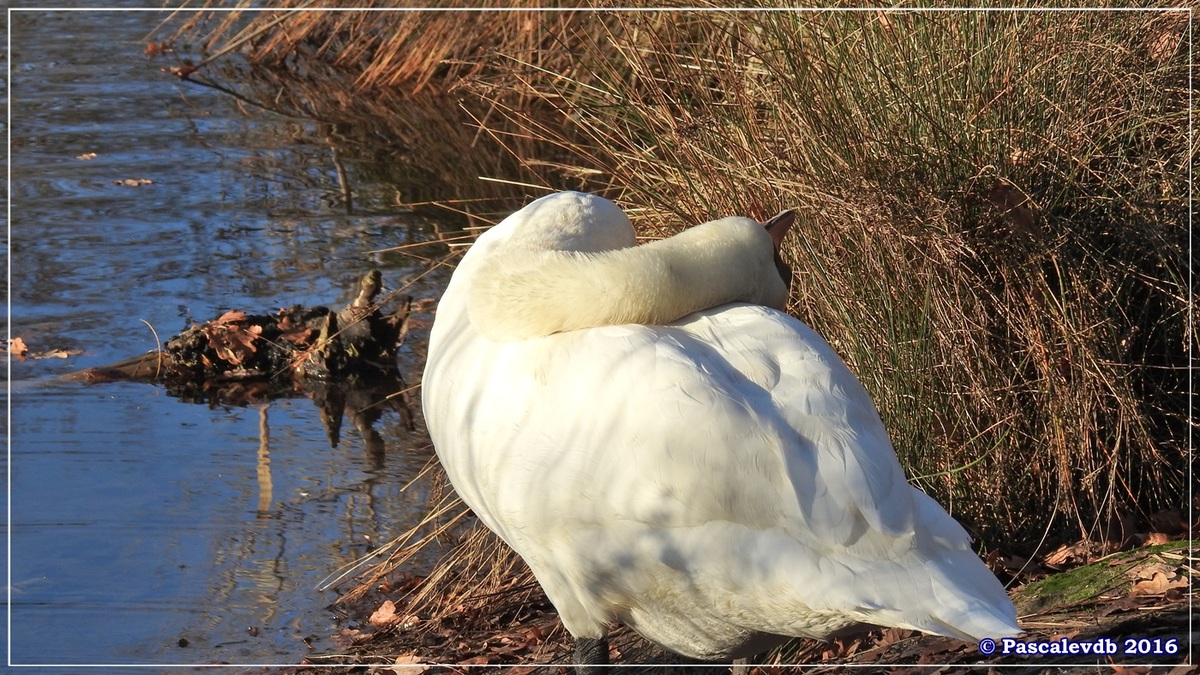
[175, 2, 1188, 568]
[457, 7, 1191, 547]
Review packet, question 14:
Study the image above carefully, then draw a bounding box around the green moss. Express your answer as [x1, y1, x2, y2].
[1014, 540, 1191, 613]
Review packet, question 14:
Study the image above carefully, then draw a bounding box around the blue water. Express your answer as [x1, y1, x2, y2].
[9, 8, 450, 668]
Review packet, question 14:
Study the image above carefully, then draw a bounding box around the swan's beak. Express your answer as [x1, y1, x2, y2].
[762, 210, 796, 291]
[762, 210, 796, 250]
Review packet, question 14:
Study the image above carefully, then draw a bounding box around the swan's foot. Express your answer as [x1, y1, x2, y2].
[573, 635, 609, 674]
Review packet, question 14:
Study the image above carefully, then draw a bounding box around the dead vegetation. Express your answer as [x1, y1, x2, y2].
[309, 490, 1193, 671]
[61, 269, 412, 403]
[165, 4, 1193, 669]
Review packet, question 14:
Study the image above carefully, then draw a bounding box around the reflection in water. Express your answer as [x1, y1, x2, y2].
[257, 405, 273, 516]
[9, 8, 455, 668]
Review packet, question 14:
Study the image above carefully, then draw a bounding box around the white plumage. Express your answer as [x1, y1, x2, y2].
[422, 191, 1019, 664]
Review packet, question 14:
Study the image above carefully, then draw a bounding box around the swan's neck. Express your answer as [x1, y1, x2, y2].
[468, 217, 788, 341]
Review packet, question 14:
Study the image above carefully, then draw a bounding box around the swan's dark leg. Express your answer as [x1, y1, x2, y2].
[573, 635, 609, 674]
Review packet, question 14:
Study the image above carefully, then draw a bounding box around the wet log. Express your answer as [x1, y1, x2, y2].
[64, 269, 412, 403]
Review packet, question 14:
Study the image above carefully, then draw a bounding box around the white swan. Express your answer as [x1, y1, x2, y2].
[422, 191, 1019, 669]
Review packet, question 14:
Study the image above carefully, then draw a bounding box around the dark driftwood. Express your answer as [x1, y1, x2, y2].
[64, 271, 415, 427]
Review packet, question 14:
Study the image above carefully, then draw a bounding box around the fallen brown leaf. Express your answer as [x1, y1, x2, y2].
[113, 178, 153, 187]
[1121, 556, 1190, 602]
[877, 626, 915, 647]
[369, 599, 399, 627]
[280, 327, 315, 345]
[1131, 570, 1183, 596]
[75, 152, 97, 160]
[1044, 540, 1095, 568]
[1146, 16, 1185, 63]
[331, 627, 372, 649]
[8, 337, 28, 359]
[39, 348, 82, 359]
[216, 311, 247, 324]
[378, 572, 425, 595]
[388, 654, 428, 674]
[7, 338, 84, 361]
[1140, 532, 1170, 546]
[144, 42, 173, 58]
[411, 297, 438, 313]
[163, 64, 197, 78]
[202, 314, 262, 366]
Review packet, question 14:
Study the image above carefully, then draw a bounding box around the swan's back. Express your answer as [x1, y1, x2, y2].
[423, 192, 1019, 660]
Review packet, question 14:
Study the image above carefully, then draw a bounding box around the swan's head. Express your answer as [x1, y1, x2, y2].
[687, 210, 795, 313]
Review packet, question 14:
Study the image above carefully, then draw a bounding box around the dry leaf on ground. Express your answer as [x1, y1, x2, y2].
[369, 599, 399, 627]
[388, 654, 429, 674]
[1043, 540, 1095, 568]
[1140, 532, 1170, 546]
[1128, 562, 1188, 596]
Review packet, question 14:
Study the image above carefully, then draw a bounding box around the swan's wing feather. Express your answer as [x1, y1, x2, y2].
[530, 324, 801, 533]
[672, 305, 919, 545]
[490, 303, 925, 549]
[651, 306, 1016, 639]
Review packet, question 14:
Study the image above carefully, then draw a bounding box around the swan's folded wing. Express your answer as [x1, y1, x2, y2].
[636, 305, 1016, 640]
[670, 304, 924, 548]
[513, 305, 924, 550]
[497, 320, 802, 535]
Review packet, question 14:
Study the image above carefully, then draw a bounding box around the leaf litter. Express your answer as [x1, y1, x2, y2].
[291, 531, 1193, 673]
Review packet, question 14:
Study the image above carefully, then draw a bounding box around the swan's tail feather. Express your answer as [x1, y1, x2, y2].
[916, 551, 1021, 641]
